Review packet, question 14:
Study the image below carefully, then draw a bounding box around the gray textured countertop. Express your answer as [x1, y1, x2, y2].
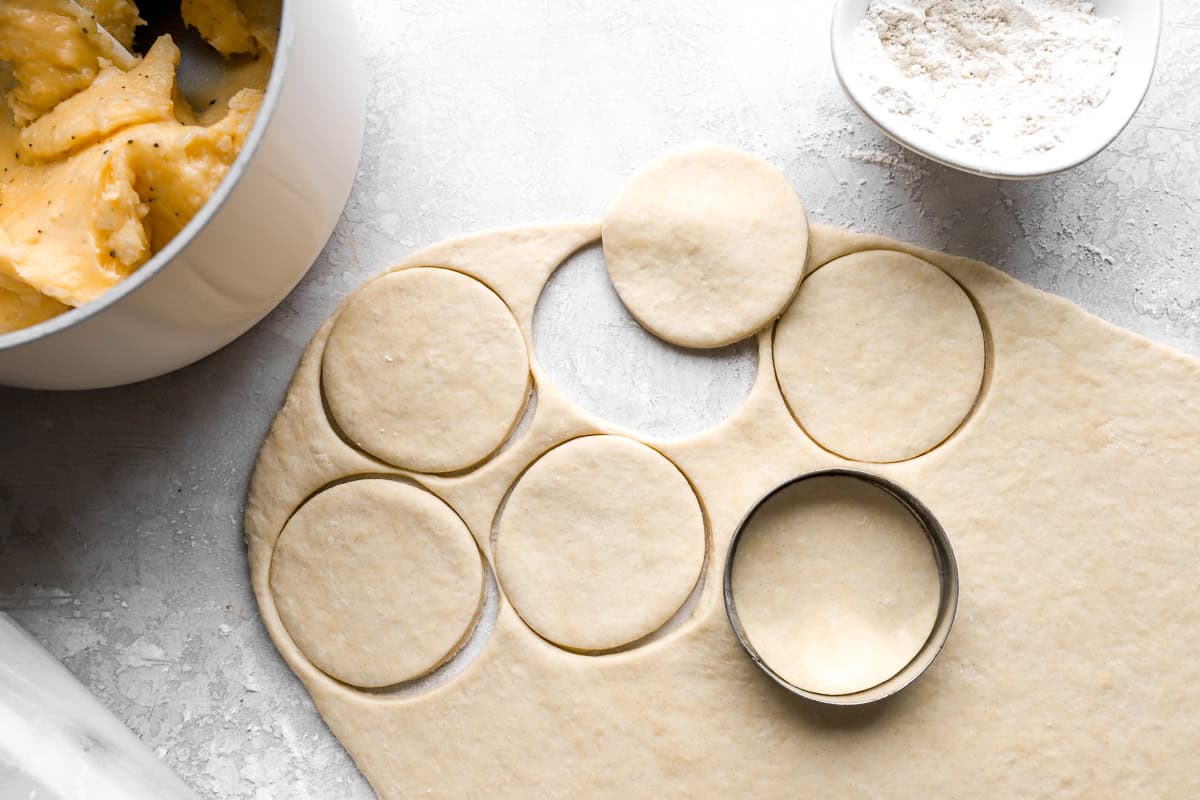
[2, 1, 1198, 797]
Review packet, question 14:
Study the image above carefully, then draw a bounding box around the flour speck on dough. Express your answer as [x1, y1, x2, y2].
[850, 0, 1122, 159]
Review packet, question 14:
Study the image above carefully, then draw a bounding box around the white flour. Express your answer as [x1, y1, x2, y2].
[850, 0, 1122, 161]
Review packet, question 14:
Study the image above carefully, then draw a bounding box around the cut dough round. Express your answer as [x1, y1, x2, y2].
[774, 250, 986, 463]
[495, 435, 706, 652]
[269, 479, 483, 688]
[729, 475, 942, 696]
[322, 267, 530, 473]
[602, 145, 810, 349]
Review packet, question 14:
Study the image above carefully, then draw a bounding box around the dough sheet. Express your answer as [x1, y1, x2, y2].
[245, 198, 1200, 797]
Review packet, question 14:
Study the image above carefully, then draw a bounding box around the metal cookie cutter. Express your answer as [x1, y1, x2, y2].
[723, 469, 959, 706]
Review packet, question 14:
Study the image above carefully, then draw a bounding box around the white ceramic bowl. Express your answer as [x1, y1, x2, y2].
[831, 0, 1162, 180]
[0, 0, 366, 390]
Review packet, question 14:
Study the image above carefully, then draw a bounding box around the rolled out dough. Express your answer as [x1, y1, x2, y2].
[601, 146, 810, 349]
[321, 266, 530, 474]
[494, 434, 706, 652]
[269, 478, 483, 689]
[730, 474, 942, 696]
[774, 250, 986, 463]
[245, 161, 1200, 799]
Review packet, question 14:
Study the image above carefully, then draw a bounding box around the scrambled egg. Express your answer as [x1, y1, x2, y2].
[80, 0, 144, 49]
[0, 0, 278, 334]
[181, 0, 281, 56]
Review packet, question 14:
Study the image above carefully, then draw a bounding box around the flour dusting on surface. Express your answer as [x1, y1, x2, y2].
[850, 0, 1122, 160]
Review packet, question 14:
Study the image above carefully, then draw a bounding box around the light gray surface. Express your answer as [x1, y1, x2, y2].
[0, 1, 1197, 797]
[0, 613, 198, 800]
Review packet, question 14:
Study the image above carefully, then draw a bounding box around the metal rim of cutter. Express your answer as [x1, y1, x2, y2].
[722, 468, 960, 706]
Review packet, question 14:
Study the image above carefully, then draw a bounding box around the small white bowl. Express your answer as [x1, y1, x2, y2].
[831, 0, 1163, 180]
[0, 0, 366, 390]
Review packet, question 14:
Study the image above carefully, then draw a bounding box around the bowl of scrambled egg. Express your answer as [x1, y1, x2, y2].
[0, 0, 365, 389]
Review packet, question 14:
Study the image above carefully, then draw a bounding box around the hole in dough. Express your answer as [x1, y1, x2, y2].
[601, 145, 810, 349]
[494, 435, 707, 652]
[321, 267, 531, 474]
[774, 250, 986, 463]
[269, 479, 485, 689]
[494, 386, 538, 458]
[729, 475, 942, 697]
[534, 245, 756, 439]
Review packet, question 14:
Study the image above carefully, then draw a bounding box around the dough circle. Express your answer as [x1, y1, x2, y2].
[729, 475, 942, 696]
[774, 250, 986, 463]
[601, 145, 810, 349]
[269, 479, 484, 689]
[495, 435, 706, 652]
[322, 267, 530, 473]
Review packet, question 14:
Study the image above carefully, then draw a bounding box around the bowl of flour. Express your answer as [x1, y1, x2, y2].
[832, 0, 1162, 179]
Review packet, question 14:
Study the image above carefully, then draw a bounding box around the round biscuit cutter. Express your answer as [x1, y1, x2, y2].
[723, 469, 959, 706]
